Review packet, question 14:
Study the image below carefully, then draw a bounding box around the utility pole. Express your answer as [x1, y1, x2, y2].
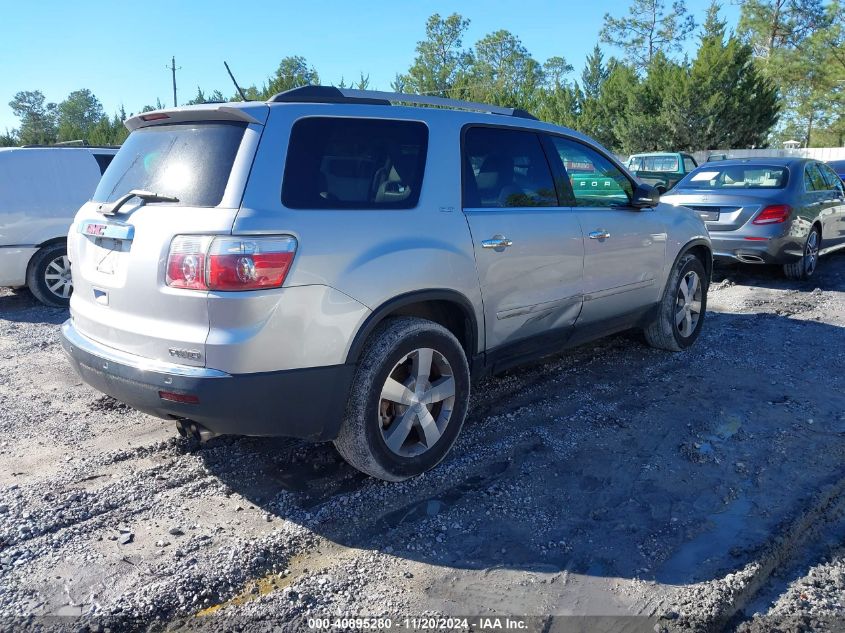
[167, 56, 181, 107]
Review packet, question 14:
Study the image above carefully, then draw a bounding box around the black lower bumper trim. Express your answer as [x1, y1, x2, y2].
[61, 322, 354, 441]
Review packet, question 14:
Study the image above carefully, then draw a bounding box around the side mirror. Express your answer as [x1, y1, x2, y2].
[632, 183, 660, 208]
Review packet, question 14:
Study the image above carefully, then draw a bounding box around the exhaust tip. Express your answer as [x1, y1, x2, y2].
[175, 419, 217, 443]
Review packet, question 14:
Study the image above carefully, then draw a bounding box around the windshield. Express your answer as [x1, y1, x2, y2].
[93, 122, 246, 207]
[628, 155, 679, 172]
[677, 164, 789, 190]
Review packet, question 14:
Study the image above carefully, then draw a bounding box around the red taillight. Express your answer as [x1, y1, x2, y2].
[166, 235, 297, 291]
[141, 112, 170, 122]
[752, 204, 791, 225]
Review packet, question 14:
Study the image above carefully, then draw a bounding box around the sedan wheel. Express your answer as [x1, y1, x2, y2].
[784, 228, 820, 281]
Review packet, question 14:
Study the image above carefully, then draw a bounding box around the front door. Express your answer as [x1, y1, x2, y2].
[545, 136, 666, 324]
[461, 126, 584, 352]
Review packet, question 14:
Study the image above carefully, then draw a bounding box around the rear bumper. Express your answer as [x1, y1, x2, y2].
[60, 320, 354, 440]
[0, 246, 37, 287]
[710, 234, 802, 265]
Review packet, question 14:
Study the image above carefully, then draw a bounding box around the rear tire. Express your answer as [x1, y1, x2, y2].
[333, 317, 470, 481]
[644, 253, 707, 351]
[783, 227, 820, 281]
[26, 243, 72, 308]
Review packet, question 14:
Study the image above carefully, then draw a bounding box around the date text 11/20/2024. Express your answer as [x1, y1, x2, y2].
[307, 617, 529, 630]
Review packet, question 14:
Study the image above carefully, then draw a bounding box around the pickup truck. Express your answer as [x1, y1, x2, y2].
[626, 152, 698, 194]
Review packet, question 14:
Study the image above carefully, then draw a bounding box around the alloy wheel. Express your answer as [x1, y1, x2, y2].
[44, 255, 72, 300]
[378, 347, 455, 458]
[805, 230, 819, 277]
[675, 270, 702, 338]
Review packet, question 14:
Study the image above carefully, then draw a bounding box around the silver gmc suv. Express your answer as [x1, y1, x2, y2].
[61, 87, 711, 481]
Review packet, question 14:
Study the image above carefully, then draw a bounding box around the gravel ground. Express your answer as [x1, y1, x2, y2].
[1, 254, 845, 633]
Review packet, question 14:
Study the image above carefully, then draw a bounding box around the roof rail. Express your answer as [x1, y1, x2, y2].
[19, 143, 120, 150]
[267, 86, 537, 120]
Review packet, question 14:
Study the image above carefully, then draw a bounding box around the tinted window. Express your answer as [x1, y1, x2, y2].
[92, 152, 114, 176]
[462, 127, 557, 208]
[819, 164, 844, 192]
[805, 164, 828, 191]
[93, 122, 245, 207]
[678, 164, 788, 190]
[683, 157, 697, 172]
[548, 136, 633, 207]
[282, 117, 428, 209]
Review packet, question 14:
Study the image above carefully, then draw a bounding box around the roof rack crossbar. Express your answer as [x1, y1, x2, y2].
[267, 86, 537, 119]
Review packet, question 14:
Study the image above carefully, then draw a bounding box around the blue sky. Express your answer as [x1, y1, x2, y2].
[0, 0, 739, 133]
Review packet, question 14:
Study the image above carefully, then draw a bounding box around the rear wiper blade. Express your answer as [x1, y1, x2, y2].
[96, 189, 179, 216]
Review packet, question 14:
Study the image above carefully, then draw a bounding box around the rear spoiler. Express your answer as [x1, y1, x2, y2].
[125, 103, 269, 131]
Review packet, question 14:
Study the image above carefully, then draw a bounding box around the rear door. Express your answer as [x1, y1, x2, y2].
[803, 162, 841, 248]
[818, 162, 845, 246]
[461, 126, 584, 352]
[545, 135, 666, 324]
[68, 119, 263, 367]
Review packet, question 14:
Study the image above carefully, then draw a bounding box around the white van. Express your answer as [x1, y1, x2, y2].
[0, 146, 116, 306]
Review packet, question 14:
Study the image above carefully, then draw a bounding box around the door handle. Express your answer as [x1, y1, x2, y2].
[481, 236, 513, 250]
[589, 230, 611, 240]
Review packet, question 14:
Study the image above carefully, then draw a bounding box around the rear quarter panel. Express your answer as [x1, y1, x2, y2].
[654, 202, 711, 290]
[233, 105, 484, 357]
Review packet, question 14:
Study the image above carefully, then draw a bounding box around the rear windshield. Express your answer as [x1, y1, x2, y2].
[282, 117, 428, 209]
[93, 122, 246, 207]
[677, 165, 789, 190]
[628, 155, 679, 172]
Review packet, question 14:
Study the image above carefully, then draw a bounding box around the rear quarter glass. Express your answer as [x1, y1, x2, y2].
[93, 122, 246, 207]
[281, 117, 428, 210]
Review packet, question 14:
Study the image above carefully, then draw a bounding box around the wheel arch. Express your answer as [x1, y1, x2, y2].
[26, 238, 68, 279]
[668, 238, 712, 291]
[346, 289, 479, 366]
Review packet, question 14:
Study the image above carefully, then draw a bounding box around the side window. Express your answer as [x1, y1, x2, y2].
[93, 153, 114, 176]
[282, 117, 428, 210]
[462, 127, 558, 208]
[805, 164, 828, 192]
[820, 164, 845, 194]
[547, 136, 633, 207]
[683, 157, 697, 172]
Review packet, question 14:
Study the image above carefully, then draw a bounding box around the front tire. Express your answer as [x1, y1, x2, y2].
[26, 243, 72, 308]
[783, 227, 820, 281]
[333, 317, 470, 481]
[644, 253, 708, 351]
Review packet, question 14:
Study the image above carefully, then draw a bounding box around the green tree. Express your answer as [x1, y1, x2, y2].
[264, 56, 319, 98]
[543, 56, 574, 88]
[600, 0, 696, 71]
[185, 87, 226, 105]
[663, 1, 780, 149]
[581, 45, 609, 100]
[57, 89, 104, 142]
[9, 90, 57, 145]
[0, 129, 18, 147]
[466, 30, 544, 108]
[401, 13, 472, 97]
[737, 0, 828, 58]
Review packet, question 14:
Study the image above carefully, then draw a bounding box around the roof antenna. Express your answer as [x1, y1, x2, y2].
[224, 61, 250, 102]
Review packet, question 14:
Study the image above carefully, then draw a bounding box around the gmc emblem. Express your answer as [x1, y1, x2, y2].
[86, 224, 107, 236]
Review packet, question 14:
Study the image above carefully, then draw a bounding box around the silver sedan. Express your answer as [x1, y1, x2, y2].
[662, 158, 845, 280]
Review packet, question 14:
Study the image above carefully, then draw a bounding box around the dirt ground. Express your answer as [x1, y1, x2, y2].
[2, 254, 845, 633]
